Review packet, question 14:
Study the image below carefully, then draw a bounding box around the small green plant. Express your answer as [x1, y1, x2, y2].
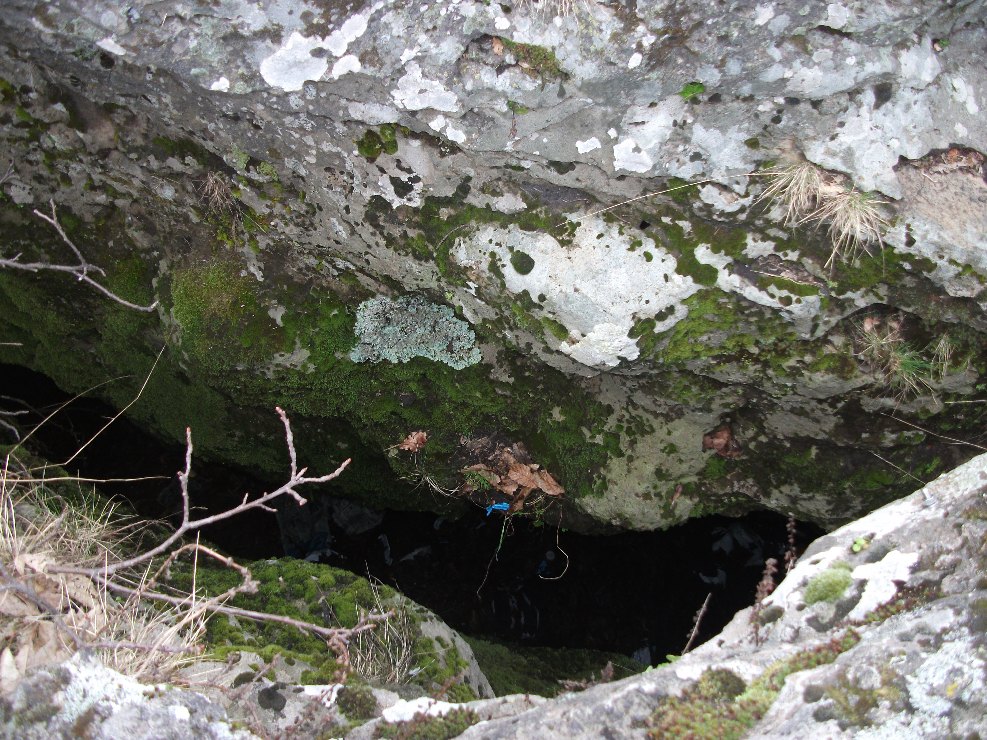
[337, 684, 379, 720]
[462, 469, 493, 492]
[853, 316, 945, 398]
[850, 536, 870, 554]
[804, 563, 853, 605]
[678, 81, 705, 101]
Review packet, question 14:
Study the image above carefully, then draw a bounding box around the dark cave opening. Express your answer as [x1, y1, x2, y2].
[1, 362, 822, 665]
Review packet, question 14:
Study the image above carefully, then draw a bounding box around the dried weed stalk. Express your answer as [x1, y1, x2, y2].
[0, 407, 389, 692]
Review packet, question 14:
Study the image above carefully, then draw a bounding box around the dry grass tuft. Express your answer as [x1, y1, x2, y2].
[754, 161, 825, 226]
[349, 579, 418, 684]
[807, 187, 889, 267]
[518, 0, 596, 20]
[757, 158, 891, 268]
[0, 457, 204, 690]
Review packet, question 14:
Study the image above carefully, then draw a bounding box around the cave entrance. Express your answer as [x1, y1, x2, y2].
[1, 362, 821, 665]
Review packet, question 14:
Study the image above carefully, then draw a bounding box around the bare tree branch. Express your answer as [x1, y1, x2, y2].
[0, 199, 159, 312]
[5, 402, 378, 681]
[54, 408, 350, 579]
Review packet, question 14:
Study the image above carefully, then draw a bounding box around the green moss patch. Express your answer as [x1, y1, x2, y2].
[170, 262, 287, 374]
[804, 563, 853, 604]
[498, 38, 564, 79]
[647, 631, 859, 738]
[510, 250, 536, 275]
[464, 636, 642, 697]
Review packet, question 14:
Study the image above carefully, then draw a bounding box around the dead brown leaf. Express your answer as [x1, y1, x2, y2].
[397, 431, 428, 453]
[506, 461, 540, 489]
[702, 424, 743, 459]
[532, 469, 564, 497]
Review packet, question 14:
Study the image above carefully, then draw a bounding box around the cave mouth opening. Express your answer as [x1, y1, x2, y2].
[1, 362, 822, 666]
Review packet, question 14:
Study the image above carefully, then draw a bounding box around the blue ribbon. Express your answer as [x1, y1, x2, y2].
[485, 502, 510, 516]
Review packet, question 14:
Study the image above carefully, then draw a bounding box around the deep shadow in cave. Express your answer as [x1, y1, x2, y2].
[1, 362, 822, 665]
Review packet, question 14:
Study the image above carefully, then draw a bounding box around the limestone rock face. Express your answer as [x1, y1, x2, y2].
[456, 451, 987, 738]
[0, 654, 257, 739]
[0, 0, 985, 531]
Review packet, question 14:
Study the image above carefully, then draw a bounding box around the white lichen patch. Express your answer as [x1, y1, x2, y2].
[847, 550, 919, 620]
[259, 32, 328, 92]
[331, 55, 362, 79]
[576, 137, 601, 154]
[323, 13, 369, 57]
[905, 636, 986, 719]
[453, 215, 700, 369]
[613, 99, 685, 173]
[391, 62, 459, 112]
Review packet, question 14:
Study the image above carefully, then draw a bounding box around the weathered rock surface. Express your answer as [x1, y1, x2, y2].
[457, 450, 987, 737]
[0, 653, 255, 739]
[1, 0, 985, 532]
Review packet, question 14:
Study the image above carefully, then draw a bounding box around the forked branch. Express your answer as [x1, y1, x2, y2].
[0, 199, 158, 312]
[54, 407, 351, 579]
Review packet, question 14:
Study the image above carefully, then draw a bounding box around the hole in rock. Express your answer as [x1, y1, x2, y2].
[2, 363, 822, 665]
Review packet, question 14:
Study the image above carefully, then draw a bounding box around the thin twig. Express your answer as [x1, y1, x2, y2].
[682, 592, 712, 654]
[52, 408, 350, 578]
[59, 346, 166, 469]
[880, 413, 986, 452]
[10, 376, 123, 456]
[868, 450, 926, 487]
[0, 200, 159, 312]
[561, 173, 772, 226]
[538, 518, 569, 581]
[99, 579, 388, 643]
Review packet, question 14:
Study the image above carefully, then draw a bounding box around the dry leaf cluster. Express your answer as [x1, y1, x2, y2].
[702, 424, 743, 459]
[396, 431, 428, 453]
[460, 438, 564, 514]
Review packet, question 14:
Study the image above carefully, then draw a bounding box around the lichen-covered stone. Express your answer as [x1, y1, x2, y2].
[451, 452, 987, 738]
[0, 654, 255, 739]
[350, 295, 481, 370]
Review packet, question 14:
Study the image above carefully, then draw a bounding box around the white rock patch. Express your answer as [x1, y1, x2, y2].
[454, 215, 700, 369]
[382, 697, 457, 723]
[391, 63, 459, 112]
[259, 33, 328, 92]
[96, 37, 128, 55]
[847, 550, 920, 620]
